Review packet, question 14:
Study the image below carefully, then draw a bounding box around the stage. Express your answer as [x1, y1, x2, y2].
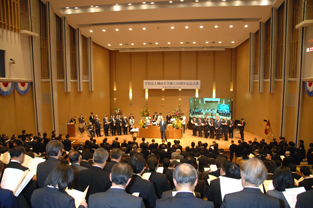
[69, 127, 272, 150]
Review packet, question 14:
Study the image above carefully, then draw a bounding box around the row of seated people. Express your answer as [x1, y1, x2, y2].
[1, 138, 313, 208]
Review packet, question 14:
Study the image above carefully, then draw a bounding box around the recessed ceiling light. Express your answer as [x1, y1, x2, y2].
[231, 41, 235, 43]
[222, 0, 226, 1]
[180, 0, 184, 1]
[229, 25, 233, 28]
[168, 42, 171, 44]
[193, 42, 196, 44]
[75, 7, 78, 9]
[155, 42, 158, 45]
[108, 44, 111, 46]
[128, 3, 132, 5]
[200, 25, 203, 28]
[143, 27, 146, 30]
[142, 2, 146, 4]
[206, 41, 209, 44]
[219, 41, 222, 43]
[131, 43, 134, 45]
[129, 28, 132, 31]
[171, 26, 174, 29]
[115, 28, 119, 31]
[90, 5, 94, 7]
[195, 0, 199, 2]
[143, 43, 146, 45]
[95, 5, 99, 8]
[215, 25, 218, 28]
[180, 42, 183, 44]
[151, 2, 154, 4]
[102, 29, 106, 32]
[115, 3, 118, 5]
[244, 25, 248, 28]
[169, 1, 173, 3]
[65, 7, 69, 9]
[119, 43, 122, 46]
[89, 30, 93, 32]
[185, 26, 189, 29]
[91, 10, 95, 12]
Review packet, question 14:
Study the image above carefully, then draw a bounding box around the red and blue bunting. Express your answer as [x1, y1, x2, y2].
[0, 82, 14, 96]
[15, 82, 30, 95]
[305, 82, 313, 97]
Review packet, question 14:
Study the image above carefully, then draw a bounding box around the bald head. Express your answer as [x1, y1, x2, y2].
[173, 163, 198, 191]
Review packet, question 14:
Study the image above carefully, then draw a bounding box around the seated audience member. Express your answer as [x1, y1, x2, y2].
[288, 164, 301, 180]
[63, 134, 72, 151]
[267, 166, 294, 208]
[69, 150, 87, 189]
[163, 158, 174, 189]
[31, 163, 87, 208]
[221, 158, 280, 208]
[295, 189, 313, 208]
[80, 150, 93, 169]
[264, 159, 277, 180]
[77, 148, 111, 199]
[299, 166, 313, 191]
[282, 151, 294, 167]
[37, 140, 64, 188]
[156, 163, 214, 208]
[88, 163, 145, 208]
[104, 148, 122, 173]
[146, 156, 170, 198]
[209, 156, 227, 178]
[126, 153, 158, 208]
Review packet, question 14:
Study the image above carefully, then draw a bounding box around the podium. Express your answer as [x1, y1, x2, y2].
[67, 123, 76, 137]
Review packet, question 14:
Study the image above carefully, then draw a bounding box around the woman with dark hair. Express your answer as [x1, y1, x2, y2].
[31, 163, 87, 208]
[267, 166, 294, 208]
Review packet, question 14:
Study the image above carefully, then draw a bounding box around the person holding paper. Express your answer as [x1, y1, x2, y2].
[266, 166, 294, 208]
[237, 118, 245, 139]
[156, 163, 214, 208]
[89, 162, 145, 208]
[221, 158, 280, 208]
[31, 163, 87, 208]
[159, 117, 168, 142]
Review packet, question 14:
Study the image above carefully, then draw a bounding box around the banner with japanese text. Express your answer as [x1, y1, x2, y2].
[143, 80, 200, 89]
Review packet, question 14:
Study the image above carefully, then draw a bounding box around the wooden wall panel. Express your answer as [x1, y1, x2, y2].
[164, 51, 179, 80]
[181, 51, 197, 80]
[198, 51, 213, 98]
[299, 85, 313, 148]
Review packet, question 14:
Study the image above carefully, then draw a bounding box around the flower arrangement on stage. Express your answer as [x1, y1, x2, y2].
[113, 107, 123, 116]
[139, 119, 148, 128]
[172, 119, 182, 129]
[173, 108, 183, 119]
[140, 106, 150, 118]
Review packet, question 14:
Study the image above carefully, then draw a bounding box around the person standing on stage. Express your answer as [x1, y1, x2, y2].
[116, 115, 122, 136]
[110, 115, 116, 136]
[215, 116, 221, 140]
[78, 114, 85, 136]
[95, 118, 101, 137]
[238, 118, 245, 139]
[103, 115, 109, 136]
[129, 113, 135, 121]
[197, 116, 203, 137]
[157, 113, 163, 124]
[159, 117, 167, 142]
[191, 117, 197, 136]
[181, 113, 186, 134]
[152, 112, 158, 123]
[89, 112, 95, 125]
[129, 116, 135, 132]
[203, 115, 209, 138]
[122, 115, 128, 135]
[209, 118, 215, 139]
[229, 119, 234, 138]
[222, 118, 229, 141]
[69, 116, 76, 124]
[166, 112, 172, 124]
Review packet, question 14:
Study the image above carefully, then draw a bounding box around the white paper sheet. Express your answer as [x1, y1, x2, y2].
[66, 186, 89, 208]
[283, 187, 306, 208]
[156, 167, 164, 173]
[210, 164, 217, 172]
[142, 172, 152, 180]
[219, 176, 243, 200]
[0, 152, 10, 164]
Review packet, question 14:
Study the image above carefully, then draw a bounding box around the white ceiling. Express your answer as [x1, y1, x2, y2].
[45, 0, 284, 51]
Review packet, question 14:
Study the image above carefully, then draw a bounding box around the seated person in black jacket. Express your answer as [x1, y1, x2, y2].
[299, 166, 313, 191]
[31, 163, 87, 208]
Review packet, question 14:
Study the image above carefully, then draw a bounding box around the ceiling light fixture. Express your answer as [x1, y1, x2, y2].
[128, 3, 132, 5]
[115, 28, 119, 31]
[89, 30, 93, 32]
[155, 42, 158, 45]
[90, 5, 94, 7]
[95, 5, 99, 8]
[108, 44, 111, 46]
[151, 2, 154, 4]
[215, 25, 218, 28]
[129, 28, 132, 31]
[168, 42, 171, 44]
[231, 41, 235, 43]
[200, 25, 203, 28]
[229, 25, 233, 28]
[143, 27, 146, 30]
[75, 7, 78, 9]
[185, 26, 189, 29]
[131, 43, 134, 45]
[65, 7, 69, 9]
[180, 42, 183, 44]
[143, 43, 146, 45]
[169, 1, 173, 3]
[195, 0, 199, 2]
[206, 41, 209, 44]
[119, 43, 122, 46]
[193, 42, 196, 44]
[102, 29, 106, 32]
[219, 41, 222, 43]
[142, 2, 146, 4]
[244, 25, 248, 28]
[171, 26, 174, 29]
[180, 0, 184, 1]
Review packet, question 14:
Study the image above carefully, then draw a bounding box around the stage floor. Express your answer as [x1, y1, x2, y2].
[69, 128, 272, 150]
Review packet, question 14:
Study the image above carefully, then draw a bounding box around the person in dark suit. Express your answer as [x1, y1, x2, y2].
[31, 163, 87, 208]
[122, 115, 129, 135]
[282, 151, 295, 167]
[238, 118, 245, 139]
[0, 188, 18, 208]
[228, 119, 234, 138]
[166, 112, 172, 124]
[126, 153, 158, 208]
[89, 112, 95, 124]
[222, 118, 229, 141]
[116, 115, 122, 135]
[214, 117, 221, 140]
[229, 140, 237, 162]
[163, 158, 174, 189]
[109, 115, 116, 136]
[295, 189, 313, 208]
[63, 134, 72, 151]
[103, 115, 110, 136]
[88, 122, 95, 137]
[191, 117, 198, 136]
[299, 166, 313, 191]
[37, 140, 64, 188]
[80, 150, 93, 169]
[221, 158, 280, 208]
[89, 162, 145, 208]
[153, 112, 158, 123]
[94, 118, 101, 137]
[77, 148, 111, 200]
[159, 117, 168, 142]
[156, 163, 214, 208]
[146, 156, 170, 198]
[69, 151, 87, 189]
[104, 148, 122, 173]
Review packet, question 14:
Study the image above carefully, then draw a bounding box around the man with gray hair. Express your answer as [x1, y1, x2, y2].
[156, 163, 213, 208]
[88, 163, 145, 208]
[221, 158, 280, 208]
[77, 148, 111, 200]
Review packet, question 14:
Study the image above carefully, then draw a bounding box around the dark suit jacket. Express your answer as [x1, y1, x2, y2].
[77, 166, 111, 200]
[37, 157, 60, 188]
[80, 161, 93, 169]
[126, 175, 158, 208]
[63, 139, 72, 151]
[156, 192, 213, 208]
[148, 171, 170, 199]
[221, 187, 280, 208]
[163, 168, 174, 189]
[71, 163, 87, 189]
[206, 178, 221, 208]
[296, 189, 313, 208]
[103, 161, 118, 173]
[299, 178, 313, 191]
[31, 187, 84, 208]
[0, 187, 18, 208]
[88, 188, 145, 208]
[159, 121, 167, 132]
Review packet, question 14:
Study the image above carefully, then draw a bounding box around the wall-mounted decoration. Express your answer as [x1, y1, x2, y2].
[15, 82, 30, 95]
[305, 82, 313, 96]
[0, 82, 14, 96]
